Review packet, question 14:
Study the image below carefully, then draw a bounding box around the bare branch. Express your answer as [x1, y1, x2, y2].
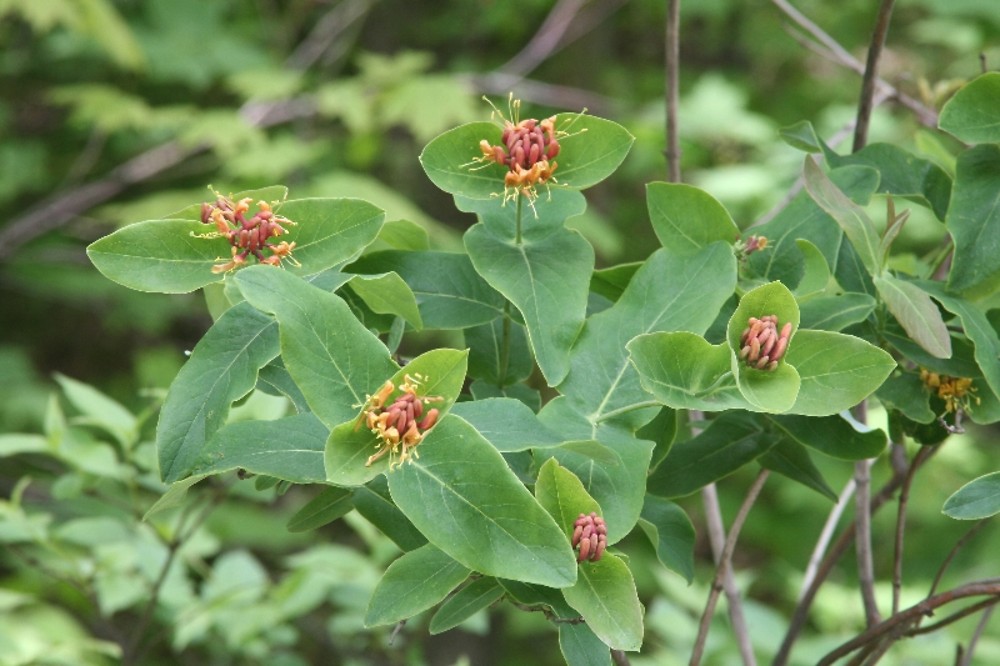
[958, 604, 996, 666]
[853, 0, 897, 151]
[499, 0, 589, 77]
[892, 444, 930, 615]
[800, 476, 856, 601]
[854, 459, 881, 627]
[665, 0, 681, 182]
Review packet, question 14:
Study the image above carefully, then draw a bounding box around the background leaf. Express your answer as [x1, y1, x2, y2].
[942, 471, 1000, 520]
[939, 72, 1000, 144]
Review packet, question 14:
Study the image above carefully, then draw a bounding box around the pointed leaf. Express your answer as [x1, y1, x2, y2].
[803, 158, 882, 276]
[387, 415, 577, 587]
[945, 145, 1000, 298]
[786, 330, 896, 416]
[647, 413, 770, 497]
[638, 496, 695, 582]
[535, 458, 603, 533]
[779, 120, 824, 153]
[559, 623, 613, 666]
[766, 413, 887, 460]
[874, 274, 951, 359]
[364, 544, 470, 626]
[465, 223, 593, 385]
[157, 301, 279, 482]
[185, 414, 328, 482]
[759, 439, 837, 500]
[429, 577, 504, 634]
[939, 72, 1000, 144]
[646, 182, 739, 252]
[286, 486, 354, 532]
[234, 265, 398, 428]
[562, 554, 643, 651]
[352, 476, 427, 551]
[54, 374, 136, 448]
[942, 472, 1000, 520]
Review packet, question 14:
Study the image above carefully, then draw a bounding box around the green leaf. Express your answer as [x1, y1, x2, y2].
[186, 414, 328, 482]
[87, 219, 232, 293]
[638, 496, 695, 582]
[535, 458, 603, 534]
[348, 250, 505, 329]
[465, 223, 593, 385]
[876, 372, 936, 425]
[464, 317, 533, 385]
[779, 120, 824, 153]
[352, 476, 427, 551]
[647, 413, 770, 497]
[387, 415, 577, 587]
[372, 218, 430, 251]
[364, 544, 470, 627]
[455, 187, 587, 240]
[590, 261, 642, 303]
[939, 72, 1000, 144]
[286, 486, 354, 532]
[548, 113, 634, 190]
[562, 244, 737, 425]
[559, 623, 613, 666]
[498, 579, 578, 618]
[325, 348, 468, 485]
[645, 182, 739, 252]
[628, 332, 748, 411]
[946, 145, 1000, 298]
[798, 293, 876, 332]
[275, 198, 385, 275]
[449, 398, 562, 452]
[802, 158, 882, 276]
[759, 439, 837, 500]
[347, 272, 423, 329]
[420, 121, 515, 199]
[727, 281, 801, 413]
[562, 554, 643, 651]
[235, 265, 398, 428]
[874, 274, 951, 359]
[429, 577, 504, 634]
[942, 471, 1000, 520]
[793, 239, 832, 298]
[53, 374, 136, 448]
[786, 330, 897, 416]
[766, 413, 887, 460]
[157, 301, 279, 482]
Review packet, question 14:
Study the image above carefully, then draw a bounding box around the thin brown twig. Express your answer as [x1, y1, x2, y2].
[854, 458, 881, 627]
[909, 597, 1000, 637]
[690, 471, 769, 666]
[665, 0, 681, 183]
[498, 0, 589, 77]
[611, 648, 632, 666]
[892, 445, 931, 615]
[926, 520, 989, 602]
[958, 604, 996, 666]
[817, 580, 1000, 666]
[853, 0, 896, 151]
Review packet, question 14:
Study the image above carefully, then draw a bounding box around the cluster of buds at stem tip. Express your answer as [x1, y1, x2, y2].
[920, 368, 978, 415]
[735, 235, 768, 260]
[194, 192, 298, 273]
[739, 315, 792, 372]
[471, 95, 579, 206]
[572, 513, 608, 563]
[359, 374, 442, 469]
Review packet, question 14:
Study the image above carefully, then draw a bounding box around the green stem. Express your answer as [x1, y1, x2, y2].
[595, 400, 663, 423]
[498, 301, 512, 389]
[514, 192, 524, 245]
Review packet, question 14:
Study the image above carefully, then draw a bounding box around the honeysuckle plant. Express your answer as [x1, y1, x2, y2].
[85, 76, 1000, 663]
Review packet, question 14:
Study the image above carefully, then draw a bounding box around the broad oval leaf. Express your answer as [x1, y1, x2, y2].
[364, 544, 469, 627]
[157, 301, 279, 482]
[562, 553, 643, 652]
[387, 414, 577, 587]
[786, 330, 896, 416]
[945, 145, 1000, 298]
[535, 458, 602, 534]
[276, 198, 385, 274]
[646, 182, 739, 252]
[939, 72, 1000, 144]
[942, 471, 1000, 520]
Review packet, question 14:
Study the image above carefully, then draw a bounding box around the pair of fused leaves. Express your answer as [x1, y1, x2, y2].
[629, 281, 895, 416]
[365, 456, 643, 653]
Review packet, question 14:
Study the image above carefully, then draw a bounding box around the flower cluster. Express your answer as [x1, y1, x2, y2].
[474, 96, 568, 204]
[739, 315, 792, 371]
[572, 512, 608, 563]
[360, 374, 441, 468]
[735, 235, 769, 260]
[196, 193, 298, 273]
[921, 368, 978, 415]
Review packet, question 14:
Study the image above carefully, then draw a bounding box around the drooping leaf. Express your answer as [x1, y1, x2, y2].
[561, 244, 737, 426]
[785, 330, 896, 416]
[325, 348, 468, 485]
[157, 301, 279, 482]
[234, 265, 398, 429]
[942, 471, 1000, 520]
[646, 182, 739, 252]
[364, 544, 469, 627]
[945, 145, 1000, 298]
[765, 413, 887, 460]
[562, 553, 643, 652]
[559, 623, 613, 666]
[638, 496, 695, 582]
[429, 577, 504, 635]
[352, 476, 427, 551]
[449, 398, 562, 452]
[465, 222, 593, 385]
[759, 438, 837, 500]
[348, 250, 505, 329]
[186, 414, 328, 482]
[802, 158, 882, 276]
[387, 415, 577, 587]
[874, 274, 951, 359]
[939, 72, 1000, 144]
[647, 412, 770, 497]
[286, 486, 354, 532]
